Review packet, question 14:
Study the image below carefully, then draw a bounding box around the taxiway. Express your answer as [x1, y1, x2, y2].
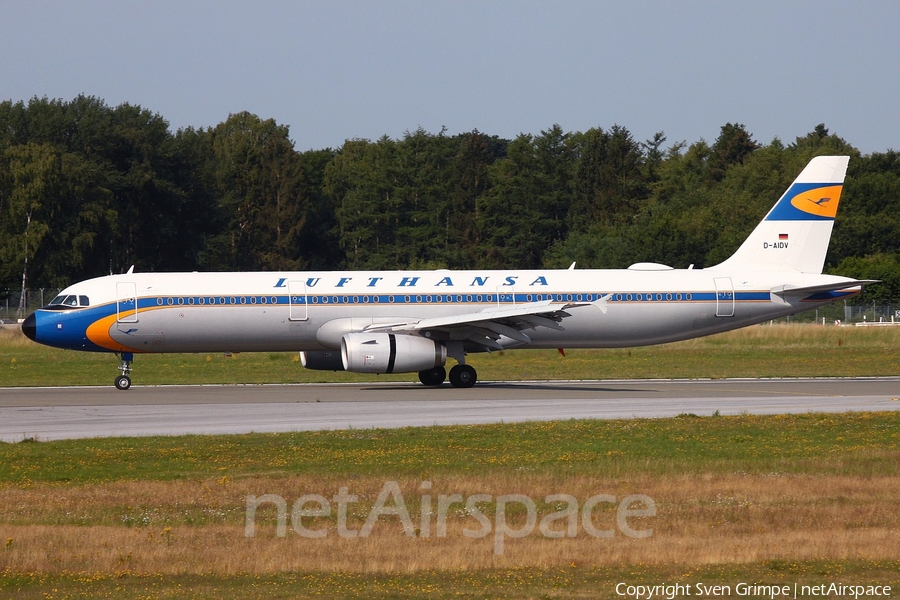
[1, 378, 898, 442]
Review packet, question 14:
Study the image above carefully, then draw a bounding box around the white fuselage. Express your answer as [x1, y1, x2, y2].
[29, 267, 859, 355]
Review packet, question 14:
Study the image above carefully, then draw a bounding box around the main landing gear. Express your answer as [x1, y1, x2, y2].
[418, 366, 446, 386]
[115, 352, 134, 390]
[417, 364, 477, 388]
[449, 364, 476, 388]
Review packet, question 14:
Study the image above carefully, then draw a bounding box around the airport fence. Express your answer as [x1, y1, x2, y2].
[1, 288, 63, 323]
[775, 302, 900, 326]
[2, 287, 899, 327]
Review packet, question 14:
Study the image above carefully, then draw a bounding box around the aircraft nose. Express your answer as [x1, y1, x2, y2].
[21, 313, 37, 341]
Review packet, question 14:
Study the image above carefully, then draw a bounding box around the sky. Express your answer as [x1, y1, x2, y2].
[2, 1, 899, 154]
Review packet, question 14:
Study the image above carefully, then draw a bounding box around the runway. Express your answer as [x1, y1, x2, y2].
[1, 378, 898, 442]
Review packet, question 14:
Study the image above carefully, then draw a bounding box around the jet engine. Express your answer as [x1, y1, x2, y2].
[341, 333, 446, 374]
[299, 350, 345, 371]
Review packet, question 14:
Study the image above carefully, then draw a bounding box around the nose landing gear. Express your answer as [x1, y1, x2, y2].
[115, 352, 134, 390]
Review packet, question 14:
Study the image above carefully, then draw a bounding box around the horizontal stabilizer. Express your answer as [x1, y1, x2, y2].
[770, 280, 880, 296]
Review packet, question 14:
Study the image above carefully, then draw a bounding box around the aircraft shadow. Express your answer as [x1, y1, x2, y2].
[357, 382, 659, 394]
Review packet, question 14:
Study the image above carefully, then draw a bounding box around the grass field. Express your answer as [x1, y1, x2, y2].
[2, 323, 900, 387]
[2, 324, 899, 598]
[1, 414, 899, 598]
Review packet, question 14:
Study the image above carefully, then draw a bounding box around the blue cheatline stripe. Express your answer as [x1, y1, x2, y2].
[132, 290, 773, 308]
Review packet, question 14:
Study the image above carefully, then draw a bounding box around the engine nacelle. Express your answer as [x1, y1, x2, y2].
[299, 350, 346, 371]
[341, 333, 446, 374]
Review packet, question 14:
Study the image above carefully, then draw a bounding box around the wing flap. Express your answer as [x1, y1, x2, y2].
[362, 300, 586, 351]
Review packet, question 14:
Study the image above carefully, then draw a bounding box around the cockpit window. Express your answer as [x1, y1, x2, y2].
[48, 295, 89, 307]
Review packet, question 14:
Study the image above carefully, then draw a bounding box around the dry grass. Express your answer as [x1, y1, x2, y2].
[2, 472, 898, 575]
[0, 326, 31, 348]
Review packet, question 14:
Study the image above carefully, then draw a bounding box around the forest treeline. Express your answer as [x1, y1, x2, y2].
[1, 95, 899, 303]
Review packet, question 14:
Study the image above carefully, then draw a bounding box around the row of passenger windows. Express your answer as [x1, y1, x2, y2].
[150, 292, 698, 306]
[613, 293, 694, 301]
[155, 296, 281, 306]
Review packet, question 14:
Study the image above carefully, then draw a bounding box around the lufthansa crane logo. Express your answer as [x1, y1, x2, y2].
[788, 185, 843, 218]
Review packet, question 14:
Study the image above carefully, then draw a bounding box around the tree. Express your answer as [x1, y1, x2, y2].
[707, 122, 759, 181]
[208, 112, 309, 270]
[568, 125, 647, 231]
[444, 130, 506, 267]
[325, 137, 397, 268]
[326, 129, 499, 269]
[642, 131, 667, 183]
[829, 150, 900, 268]
[391, 127, 457, 267]
[476, 126, 575, 269]
[106, 102, 200, 272]
[832, 254, 900, 305]
[0, 96, 214, 283]
[0, 143, 57, 312]
[296, 148, 341, 269]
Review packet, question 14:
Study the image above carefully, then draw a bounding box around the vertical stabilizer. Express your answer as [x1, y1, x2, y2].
[710, 155, 849, 274]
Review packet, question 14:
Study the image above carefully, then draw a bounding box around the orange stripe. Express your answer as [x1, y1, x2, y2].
[85, 305, 171, 352]
[85, 313, 140, 352]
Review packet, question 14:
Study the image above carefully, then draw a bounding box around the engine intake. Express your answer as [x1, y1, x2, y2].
[341, 333, 446, 374]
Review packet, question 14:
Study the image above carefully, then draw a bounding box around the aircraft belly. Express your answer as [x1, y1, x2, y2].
[525, 301, 785, 348]
[528, 304, 716, 347]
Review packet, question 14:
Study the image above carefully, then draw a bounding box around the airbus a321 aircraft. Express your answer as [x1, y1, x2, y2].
[22, 156, 874, 389]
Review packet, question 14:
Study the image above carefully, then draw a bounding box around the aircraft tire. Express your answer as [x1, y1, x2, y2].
[115, 375, 132, 391]
[449, 365, 477, 388]
[418, 366, 446, 386]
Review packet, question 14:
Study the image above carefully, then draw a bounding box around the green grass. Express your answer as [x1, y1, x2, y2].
[2, 323, 900, 387]
[2, 412, 898, 484]
[2, 414, 899, 598]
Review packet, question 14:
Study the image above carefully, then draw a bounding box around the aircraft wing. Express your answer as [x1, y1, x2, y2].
[770, 279, 880, 296]
[364, 300, 588, 351]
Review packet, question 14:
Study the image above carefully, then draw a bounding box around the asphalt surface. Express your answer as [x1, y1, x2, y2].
[1, 378, 898, 442]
